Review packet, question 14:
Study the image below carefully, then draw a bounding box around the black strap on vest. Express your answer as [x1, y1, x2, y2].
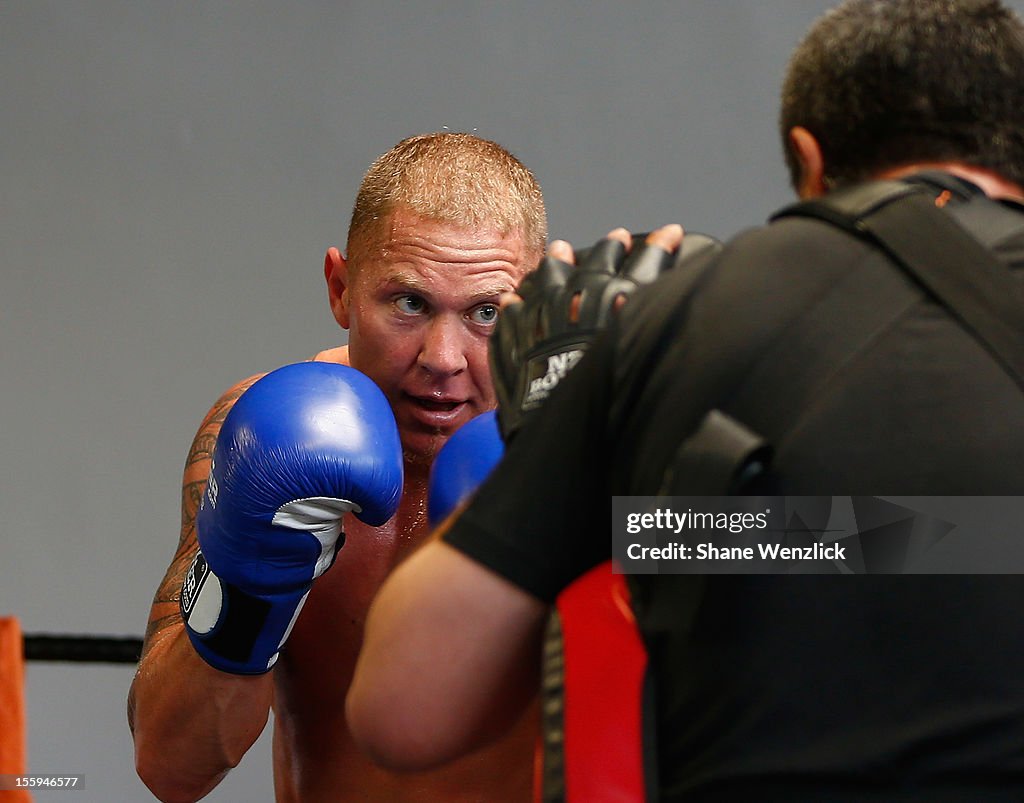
[661, 179, 1024, 494]
[776, 180, 1024, 392]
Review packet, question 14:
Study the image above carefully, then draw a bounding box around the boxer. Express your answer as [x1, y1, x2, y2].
[128, 132, 547, 802]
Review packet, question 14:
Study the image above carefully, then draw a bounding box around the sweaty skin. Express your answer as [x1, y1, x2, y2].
[129, 210, 540, 802]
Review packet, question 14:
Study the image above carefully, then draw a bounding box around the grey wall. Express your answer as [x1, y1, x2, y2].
[7, 2, 1018, 800]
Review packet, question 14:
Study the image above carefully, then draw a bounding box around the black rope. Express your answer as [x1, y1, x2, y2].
[23, 634, 143, 664]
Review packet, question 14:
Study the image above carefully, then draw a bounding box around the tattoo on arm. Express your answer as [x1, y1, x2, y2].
[137, 376, 262, 663]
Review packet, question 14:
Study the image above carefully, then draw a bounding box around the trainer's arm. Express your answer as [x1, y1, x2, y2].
[347, 535, 548, 771]
[128, 377, 271, 803]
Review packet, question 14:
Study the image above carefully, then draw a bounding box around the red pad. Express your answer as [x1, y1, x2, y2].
[556, 563, 647, 802]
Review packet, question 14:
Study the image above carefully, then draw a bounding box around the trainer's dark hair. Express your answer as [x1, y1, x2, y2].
[780, 0, 1024, 190]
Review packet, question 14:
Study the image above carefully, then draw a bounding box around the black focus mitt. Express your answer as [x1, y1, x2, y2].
[490, 231, 720, 440]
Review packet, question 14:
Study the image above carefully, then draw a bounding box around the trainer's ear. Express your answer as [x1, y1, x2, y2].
[324, 247, 351, 329]
[789, 126, 828, 199]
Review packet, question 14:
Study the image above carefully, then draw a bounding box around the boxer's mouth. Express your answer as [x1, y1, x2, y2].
[406, 394, 464, 412]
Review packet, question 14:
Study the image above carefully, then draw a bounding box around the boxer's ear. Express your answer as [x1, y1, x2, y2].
[789, 126, 828, 199]
[324, 247, 351, 329]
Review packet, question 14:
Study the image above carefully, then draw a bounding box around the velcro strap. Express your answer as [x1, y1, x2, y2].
[181, 550, 297, 674]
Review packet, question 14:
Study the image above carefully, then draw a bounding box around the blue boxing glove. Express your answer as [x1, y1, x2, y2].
[180, 362, 403, 674]
[427, 411, 504, 528]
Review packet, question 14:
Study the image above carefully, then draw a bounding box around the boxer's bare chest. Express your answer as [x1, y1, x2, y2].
[268, 493, 536, 802]
[270, 488, 522, 801]
[276, 487, 429, 698]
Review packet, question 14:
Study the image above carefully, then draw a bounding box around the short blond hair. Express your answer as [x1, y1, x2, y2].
[346, 132, 547, 265]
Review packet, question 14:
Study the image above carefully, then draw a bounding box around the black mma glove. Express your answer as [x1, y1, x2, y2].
[490, 232, 720, 440]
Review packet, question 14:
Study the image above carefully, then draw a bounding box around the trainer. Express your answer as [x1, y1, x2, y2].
[349, 2, 1024, 800]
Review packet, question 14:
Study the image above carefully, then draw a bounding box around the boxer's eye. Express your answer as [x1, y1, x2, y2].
[468, 304, 499, 326]
[395, 295, 427, 315]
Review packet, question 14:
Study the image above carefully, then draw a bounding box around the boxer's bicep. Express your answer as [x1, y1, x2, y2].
[140, 374, 264, 662]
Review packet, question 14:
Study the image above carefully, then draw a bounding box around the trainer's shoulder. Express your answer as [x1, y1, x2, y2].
[732, 213, 865, 269]
[695, 214, 875, 322]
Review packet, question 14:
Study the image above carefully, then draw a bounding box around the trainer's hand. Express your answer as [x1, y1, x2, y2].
[491, 224, 691, 440]
[548, 225, 684, 264]
[180, 362, 403, 674]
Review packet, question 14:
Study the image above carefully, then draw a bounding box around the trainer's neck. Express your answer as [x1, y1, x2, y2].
[877, 162, 1024, 202]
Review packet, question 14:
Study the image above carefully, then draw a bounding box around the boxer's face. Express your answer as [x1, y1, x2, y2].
[337, 209, 535, 461]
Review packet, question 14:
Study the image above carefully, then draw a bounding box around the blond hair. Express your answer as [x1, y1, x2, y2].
[346, 132, 547, 265]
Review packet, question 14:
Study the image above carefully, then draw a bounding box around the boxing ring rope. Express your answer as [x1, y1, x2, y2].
[22, 634, 142, 664]
[1, 619, 142, 801]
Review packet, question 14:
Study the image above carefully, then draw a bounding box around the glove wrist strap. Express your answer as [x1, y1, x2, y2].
[181, 550, 309, 675]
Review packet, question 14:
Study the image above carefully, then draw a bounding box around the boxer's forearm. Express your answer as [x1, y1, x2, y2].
[128, 377, 271, 801]
[129, 625, 272, 802]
